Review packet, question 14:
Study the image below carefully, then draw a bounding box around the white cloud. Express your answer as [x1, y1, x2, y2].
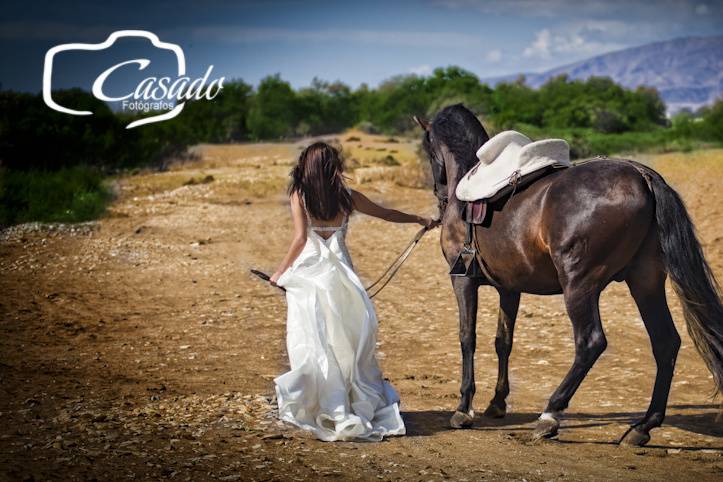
[522, 21, 636, 61]
[485, 49, 502, 62]
[523, 29, 552, 58]
[409, 64, 432, 75]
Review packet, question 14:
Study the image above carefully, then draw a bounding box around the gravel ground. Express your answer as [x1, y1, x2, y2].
[1, 142, 721, 481]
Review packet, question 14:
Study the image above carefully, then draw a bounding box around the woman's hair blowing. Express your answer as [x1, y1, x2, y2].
[289, 142, 353, 221]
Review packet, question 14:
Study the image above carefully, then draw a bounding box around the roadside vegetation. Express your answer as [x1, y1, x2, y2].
[1, 67, 721, 225]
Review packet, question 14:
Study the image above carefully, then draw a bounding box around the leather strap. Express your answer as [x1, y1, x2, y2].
[472, 226, 502, 288]
[462, 222, 502, 287]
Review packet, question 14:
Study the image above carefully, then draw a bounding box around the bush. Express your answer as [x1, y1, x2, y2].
[354, 121, 380, 134]
[569, 134, 593, 159]
[0, 90, 196, 172]
[593, 110, 628, 134]
[2, 71, 720, 225]
[0, 166, 112, 226]
[697, 100, 723, 141]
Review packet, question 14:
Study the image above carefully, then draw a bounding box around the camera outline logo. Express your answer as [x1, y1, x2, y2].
[43, 30, 224, 129]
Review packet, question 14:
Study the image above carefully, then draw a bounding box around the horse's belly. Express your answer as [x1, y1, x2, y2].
[499, 258, 563, 295]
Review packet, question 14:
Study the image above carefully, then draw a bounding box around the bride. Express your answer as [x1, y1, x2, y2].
[269, 141, 437, 442]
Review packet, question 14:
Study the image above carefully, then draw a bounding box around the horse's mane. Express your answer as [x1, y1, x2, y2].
[428, 104, 489, 172]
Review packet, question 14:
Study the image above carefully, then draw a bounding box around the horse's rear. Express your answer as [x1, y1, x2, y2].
[497, 158, 721, 445]
[530, 159, 669, 444]
[541, 159, 656, 291]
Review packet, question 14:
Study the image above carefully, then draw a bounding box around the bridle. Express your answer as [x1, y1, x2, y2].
[432, 175, 449, 216]
[427, 133, 449, 217]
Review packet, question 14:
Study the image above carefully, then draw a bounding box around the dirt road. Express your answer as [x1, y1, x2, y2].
[1, 137, 721, 481]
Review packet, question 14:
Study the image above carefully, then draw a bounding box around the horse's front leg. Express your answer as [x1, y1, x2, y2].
[450, 276, 479, 429]
[483, 290, 519, 418]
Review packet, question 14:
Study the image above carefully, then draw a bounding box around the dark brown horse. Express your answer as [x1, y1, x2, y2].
[417, 104, 723, 446]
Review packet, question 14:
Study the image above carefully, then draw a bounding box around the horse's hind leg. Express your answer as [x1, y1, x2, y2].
[484, 290, 519, 418]
[620, 260, 680, 446]
[533, 287, 607, 441]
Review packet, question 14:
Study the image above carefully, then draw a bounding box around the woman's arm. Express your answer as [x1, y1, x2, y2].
[270, 191, 308, 285]
[351, 189, 438, 227]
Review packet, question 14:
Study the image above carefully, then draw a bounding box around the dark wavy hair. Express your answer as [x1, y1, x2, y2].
[288, 142, 353, 220]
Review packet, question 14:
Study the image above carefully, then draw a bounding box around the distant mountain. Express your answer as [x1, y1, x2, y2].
[484, 36, 723, 114]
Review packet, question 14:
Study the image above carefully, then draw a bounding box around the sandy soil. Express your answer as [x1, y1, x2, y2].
[1, 136, 722, 481]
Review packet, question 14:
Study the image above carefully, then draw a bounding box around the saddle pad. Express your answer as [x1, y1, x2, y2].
[461, 165, 568, 225]
[456, 130, 572, 202]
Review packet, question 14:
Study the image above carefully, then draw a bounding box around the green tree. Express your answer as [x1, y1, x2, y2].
[247, 75, 298, 139]
[181, 79, 252, 142]
[698, 100, 723, 141]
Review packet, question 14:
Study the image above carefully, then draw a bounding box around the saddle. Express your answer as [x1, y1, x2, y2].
[451, 130, 572, 278]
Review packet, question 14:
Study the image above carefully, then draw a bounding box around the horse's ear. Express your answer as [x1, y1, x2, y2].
[413, 115, 429, 131]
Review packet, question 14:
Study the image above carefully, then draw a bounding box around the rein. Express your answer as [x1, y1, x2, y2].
[250, 224, 435, 298]
[366, 224, 432, 298]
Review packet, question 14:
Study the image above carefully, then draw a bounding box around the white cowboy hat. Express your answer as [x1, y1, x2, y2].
[456, 130, 571, 202]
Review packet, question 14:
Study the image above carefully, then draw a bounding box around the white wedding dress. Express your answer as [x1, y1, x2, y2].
[274, 203, 406, 442]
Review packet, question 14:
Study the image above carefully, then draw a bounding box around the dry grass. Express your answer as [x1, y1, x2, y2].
[641, 148, 723, 180]
[339, 130, 431, 188]
[145, 131, 435, 197]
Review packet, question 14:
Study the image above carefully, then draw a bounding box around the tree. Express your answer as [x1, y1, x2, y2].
[182, 79, 252, 142]
[247, 75, 298, 140]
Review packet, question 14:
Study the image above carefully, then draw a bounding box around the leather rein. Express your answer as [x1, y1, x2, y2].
[251, 224, 436, 298]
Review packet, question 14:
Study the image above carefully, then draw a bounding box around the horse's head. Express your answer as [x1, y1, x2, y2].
[415, 115, 448, 215]
[415, 104, 489, 215]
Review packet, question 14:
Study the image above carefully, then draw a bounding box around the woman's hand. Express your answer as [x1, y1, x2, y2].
[270, 270, 283, 286]
[418, 216, 441, 229]
[269, 192, 308, 287]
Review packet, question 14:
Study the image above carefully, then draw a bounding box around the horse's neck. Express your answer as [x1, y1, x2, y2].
[444, 157, 472, 212]
[442, 162, 471, 237]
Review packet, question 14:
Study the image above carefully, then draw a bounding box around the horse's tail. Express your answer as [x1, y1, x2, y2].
[637, 162, 723, 395]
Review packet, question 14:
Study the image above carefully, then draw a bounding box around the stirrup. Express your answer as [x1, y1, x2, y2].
[449, 246, 484, 278]
[464, 255, 485, 278]
[450, 222, 487, 278]
[449, 251, 468, 276]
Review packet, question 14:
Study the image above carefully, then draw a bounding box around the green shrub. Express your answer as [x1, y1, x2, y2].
[697, 101, 723, 141]
[0, 166, 112, 226]
[354, 121, 380, 134]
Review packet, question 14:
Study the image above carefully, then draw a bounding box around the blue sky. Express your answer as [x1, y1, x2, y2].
[1, 0, 722, 94]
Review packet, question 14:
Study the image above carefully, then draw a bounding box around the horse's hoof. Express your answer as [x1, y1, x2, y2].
[619, 427, 651, 447]
[450, 410, 474, 429]
[483, 403, 506, 419]
[531, 417, 559, 442]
